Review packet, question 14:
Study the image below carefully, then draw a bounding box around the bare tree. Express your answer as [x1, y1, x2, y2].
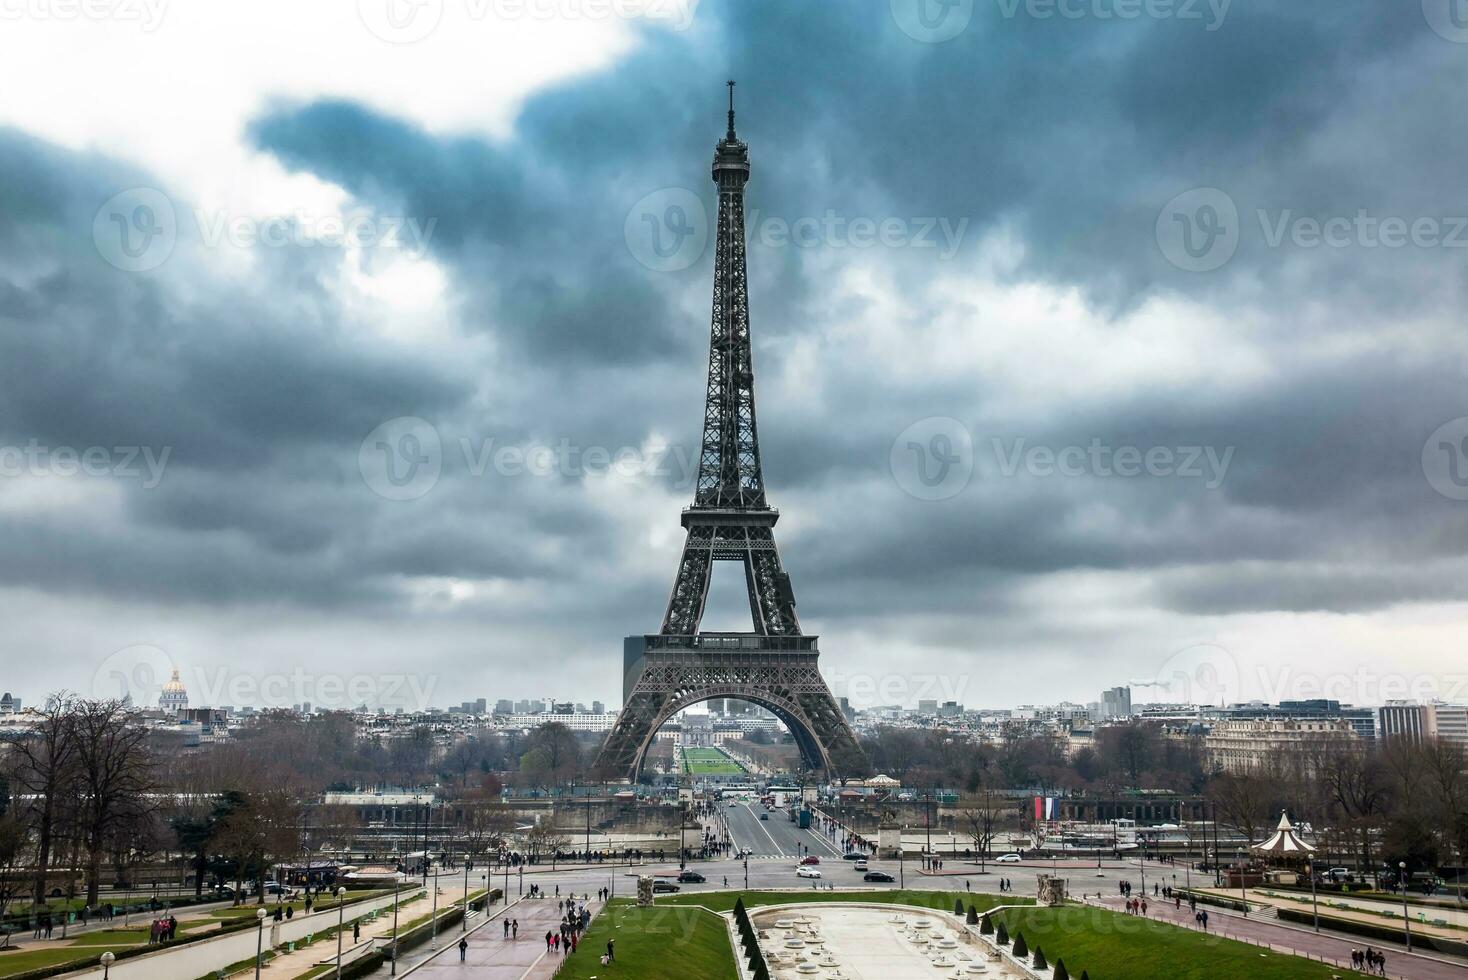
[71, 698, 157, 905]
[6, 693, 79, 903]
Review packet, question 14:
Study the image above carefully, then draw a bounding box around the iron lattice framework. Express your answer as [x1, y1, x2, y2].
[597, 84, 867, 782]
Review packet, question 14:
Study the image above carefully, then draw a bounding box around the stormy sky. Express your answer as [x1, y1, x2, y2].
[2, 0, 1466, 715]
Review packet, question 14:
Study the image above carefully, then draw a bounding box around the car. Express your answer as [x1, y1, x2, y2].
[995, 853, 1022, 863]
[651, 881, 681, 893]
[796, 866, 822, 879]
[677, 871, 706, 883]
[842, 852, 866, 861]
[759, 813, 769, 821]
[799, 856, 820, 865]
[854, 861, 869, 872]
[863, 871, 895, 882]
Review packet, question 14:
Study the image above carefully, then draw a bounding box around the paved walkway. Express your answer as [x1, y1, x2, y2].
[252, 889, 437, 979]
[1087, 895, 1468, 980]
[1194, 886, 1468, 937]
[405, 898, 603, 980]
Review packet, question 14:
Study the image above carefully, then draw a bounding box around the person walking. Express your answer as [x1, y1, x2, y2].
[504, 919, 510, 939]
[606, 938, 614, 963]
[353, 920, 361, 943]
[512, 918, 518, 939]
[546, 931, 553, 951]
[458, 937, 468, 962]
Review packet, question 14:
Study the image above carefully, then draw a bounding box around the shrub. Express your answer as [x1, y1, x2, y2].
[955, 898, 965, 915]
[996, 921, 1009, 945]
[1012, 931, 1028, 957]
[1054, 958, 1069, 980]
[1033, 946, 1047, 969]
[966, 904, 979, 925]
[979, 913, 993, 934]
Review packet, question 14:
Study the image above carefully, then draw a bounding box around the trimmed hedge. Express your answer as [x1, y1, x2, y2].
[1276, 907, 1468, 958]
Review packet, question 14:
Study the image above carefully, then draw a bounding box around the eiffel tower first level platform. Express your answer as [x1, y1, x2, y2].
[594, 83, 868, 782]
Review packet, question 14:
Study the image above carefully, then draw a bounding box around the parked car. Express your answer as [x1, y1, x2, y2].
[677, 871, 706, 883]
[995, 854, 1022, 864]
[652, 881, 681, 893]
[796, 866, 822, 879]
[863, 871, 895, 883]
[800, 856, 820, 865]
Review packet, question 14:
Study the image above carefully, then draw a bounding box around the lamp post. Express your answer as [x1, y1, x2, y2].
[389, 881, 401, 977]
[334, 886, 347, 980]
[100, 951, 114, 980]
[1306, 861, 1319, 933]
[429, 867, 439, 950]
[1400, 861, 1412, 952]
[461, 861, 471, 932]
[1236, 849, 1247, 917]
[254, 907, 267, 980]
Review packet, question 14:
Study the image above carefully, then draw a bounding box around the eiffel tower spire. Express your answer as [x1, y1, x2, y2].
[661, 79, 798, 636]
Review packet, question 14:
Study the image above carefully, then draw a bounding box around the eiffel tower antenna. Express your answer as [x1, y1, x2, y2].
[595, 86, 868, 784]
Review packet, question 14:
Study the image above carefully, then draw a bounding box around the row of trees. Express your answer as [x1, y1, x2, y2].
[864, 720, 1468, 875]
[2, 694, 157, 910]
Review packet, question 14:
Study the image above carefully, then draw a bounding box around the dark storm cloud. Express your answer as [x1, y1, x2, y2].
[1, 0, 1467, 703]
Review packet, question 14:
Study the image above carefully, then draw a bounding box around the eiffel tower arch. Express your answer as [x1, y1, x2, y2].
[596, 84, 868, 783]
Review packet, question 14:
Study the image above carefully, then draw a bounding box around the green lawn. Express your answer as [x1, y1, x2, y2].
[680, 747, 746, 775]
[996, 905, 1374, 980]
[555, 900, 736, 980]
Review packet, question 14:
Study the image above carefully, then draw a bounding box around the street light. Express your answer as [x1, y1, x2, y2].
[389, 881, 401, 977]
[1237, 849, 1246, 917]
[1306, 861, 1319, 933]
[1400, 861, 1412, 952]
[461, 861, 471, 932]
[334, 886, 347, 980]
[254, 907, 267, 980]
[100, 951, 114, 980]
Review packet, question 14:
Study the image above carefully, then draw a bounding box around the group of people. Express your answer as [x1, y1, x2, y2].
[147, 914, 179, 944]
[996, 878, 1015, 893]
[1351, 947, 1388, 974]
[1123, 898, 1149, 916]
[543, 896, 591, 957]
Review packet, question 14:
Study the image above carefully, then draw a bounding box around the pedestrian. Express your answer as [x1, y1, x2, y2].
[607, 938, 615, 963]
[1200, 910, 1208, 930]
[546, 931, 553, 951]
[458, 937, 468, 962]
[512, 919, 518, 939]
[504, 919, 510, 939]
[354, 920, 361, 943]
[1141, 899, 1148, 916]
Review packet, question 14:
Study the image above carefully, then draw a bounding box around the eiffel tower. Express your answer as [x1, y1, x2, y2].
[596, 83, 868, 782]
